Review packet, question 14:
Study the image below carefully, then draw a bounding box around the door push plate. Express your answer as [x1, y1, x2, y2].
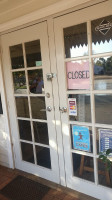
[46, 73, 56, 80]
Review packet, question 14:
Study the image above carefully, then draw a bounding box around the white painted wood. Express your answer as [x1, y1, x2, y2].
[54, 1, 112, 199]
[47, 18, 66, 186]
[0, 0, 102, 33]
[0, 41, 14, 168]
[1, 21, 60, 183]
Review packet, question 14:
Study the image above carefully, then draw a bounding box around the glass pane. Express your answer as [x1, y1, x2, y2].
[33, 122, 49, 145]
[25, 40, 42, 67]
[96, 128, 112, 154]
[64, 23, 88, 58]
[0, 95, 3, 114]
[12, 71, 27, 94]
[18, 120, 32, 141]
[35, 146, 51, 169]
[31, 97, 46, 120]
[15, 97, 30, 118]
[72, 153, 94, 182]
[21, 142, 34, 163]
[94, 56, 112, 90]
[95, 94, 112, 124]
[10, 44, 24, 69]
[92, 15, 112, 54]
[71, 125, 93, 153]
[28, 69, 44, 94]
[68, 94, 91, 122]
[66, 60, 90, 90]
[98, 158, 112, 188]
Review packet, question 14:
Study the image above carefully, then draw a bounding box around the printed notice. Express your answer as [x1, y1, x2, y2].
[66, 60, 90, 90]
[99, 129, 112, 155]
[72, 125, 90, 152]
[68, 98, 77, 116]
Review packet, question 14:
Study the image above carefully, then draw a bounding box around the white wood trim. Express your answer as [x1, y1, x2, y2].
[65, 52, 112, 62]
[71, 149, 93, 157]
[47, 18, 66, 186]
[0, 0, 106, 33]
[0, 39, 14, 168]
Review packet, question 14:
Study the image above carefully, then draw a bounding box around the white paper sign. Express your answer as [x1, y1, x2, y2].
[68, 98, 77, 116]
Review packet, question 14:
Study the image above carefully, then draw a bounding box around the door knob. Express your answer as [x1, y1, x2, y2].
[46, 106, 52, 112]
[59, 107, 67, 113]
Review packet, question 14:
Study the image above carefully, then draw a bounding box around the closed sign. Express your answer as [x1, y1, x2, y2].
[66, 60, 90, 90]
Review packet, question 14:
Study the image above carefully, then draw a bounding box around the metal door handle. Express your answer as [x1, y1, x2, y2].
[40, 106, 52, 112]
[46, 73, 56, 80]
[59, 107, 67, 113]
[46, 106, 52, 112]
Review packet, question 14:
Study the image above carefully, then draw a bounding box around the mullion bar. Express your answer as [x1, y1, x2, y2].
[64, 52, 112, 63]
[88, 20, 98, 185]
[22, 42, 37, 165]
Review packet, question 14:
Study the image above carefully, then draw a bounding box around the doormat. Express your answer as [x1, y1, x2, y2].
[0, 175, 50, 200]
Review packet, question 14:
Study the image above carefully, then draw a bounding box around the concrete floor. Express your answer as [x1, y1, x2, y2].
[0, 165, 98, 200]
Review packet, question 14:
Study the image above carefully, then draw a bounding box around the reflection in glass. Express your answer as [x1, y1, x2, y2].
[98, 158, 112, 188]
[95, 94, 112, 124]
[35, 146, 51, 169]
[0, 95, 3, 115]
[68, 94, 91, 122]
[66, 60, 90, 90]
[71, 125, 93, 153]
[21, 142, 34, 163]
[15, 97, 29, 118]
[92, 15, 112, 54]
[13, 71, 27, 94]
[28, 69, 44, 94]
[25, 40, 42, 67]
[18, 120, 32, 141]
[33, 122, 49, 145]
[93, 57, 112, 90]
[72, 153, 94, 182]
[64, 23, 88, 58]
[31, 97, 46, 120]
[10, 44, 24, 69]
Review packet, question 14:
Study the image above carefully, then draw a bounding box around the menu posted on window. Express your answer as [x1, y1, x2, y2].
[99, 129, 112, 155]
[72, 125, 90, 152]
[68, 98, 77, 116]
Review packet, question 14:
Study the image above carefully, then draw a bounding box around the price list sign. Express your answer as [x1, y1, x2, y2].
[99, 129, 112, 153]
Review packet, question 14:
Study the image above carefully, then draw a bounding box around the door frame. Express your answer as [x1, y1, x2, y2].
[0, 0, 105, 33]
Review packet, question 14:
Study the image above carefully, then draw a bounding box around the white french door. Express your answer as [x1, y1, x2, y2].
[1, 21, 60, 183]
[1, 1, 112, 199]
[54, 1, 112, 200]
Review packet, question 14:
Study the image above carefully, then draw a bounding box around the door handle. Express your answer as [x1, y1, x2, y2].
[46, 73, 56, 80]
[46, 106, 52, 112]
[59, 107, 67, 113]
[40, 106, 52, 112]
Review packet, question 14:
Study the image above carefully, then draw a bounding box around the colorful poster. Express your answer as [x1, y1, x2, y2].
[68, 98, 77, 116]
[66, 60, 90, 90]
[99, 129, 112, 155]
[72, 125, 90, 152]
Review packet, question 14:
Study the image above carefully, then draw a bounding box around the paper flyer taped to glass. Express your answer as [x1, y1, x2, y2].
[68, 98, 77, 116]
[99, 129, 112, 156]
[72, 125, 90, 152]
